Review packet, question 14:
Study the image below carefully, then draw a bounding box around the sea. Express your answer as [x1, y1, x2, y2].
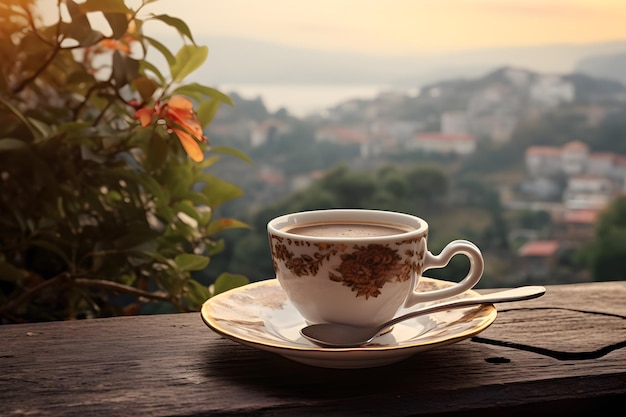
[217, 83, 402, 118]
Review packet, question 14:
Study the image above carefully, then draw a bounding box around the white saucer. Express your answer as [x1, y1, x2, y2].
[201, 278, 497, 369]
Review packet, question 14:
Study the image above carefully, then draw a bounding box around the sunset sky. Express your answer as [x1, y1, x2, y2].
[32, 0, 626, 114]
[154, 0, 626, 54]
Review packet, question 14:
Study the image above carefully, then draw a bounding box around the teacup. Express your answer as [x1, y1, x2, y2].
[267, 209, 484, 327]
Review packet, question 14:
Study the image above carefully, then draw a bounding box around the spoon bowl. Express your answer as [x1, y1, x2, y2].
[300, 286, 546, 348]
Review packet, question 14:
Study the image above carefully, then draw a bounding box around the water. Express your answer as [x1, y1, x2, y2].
[218, 83, 394, 117]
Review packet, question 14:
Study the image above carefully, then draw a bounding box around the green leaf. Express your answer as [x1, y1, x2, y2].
[140, 60, 166, 85]
[0, 138, 27, 151]
[112, 52, 140, 88]
[212, 273, 249, 296]
[113, 226, 160, 249]
[174, 254, 209, 272]
[201, 175, 244, 208]
[79, 0, 130, 14]
[196, 98, 220, 127]
[132, 76, 159, 102]
[150, 14, 195, 43]
[184, 279, 211, 308]
[172, 83, 234, 106]
[200, 155, 222, 169]
[112, 50, 128, 87]
[146, 131, 169, 171]
[210, 146, 253, 164]
[173, 200, 200, 222]
[28, 117, 53, 139]
[104, 12, 128, 39]
[0, 97, 42, 141]
[170, 45, 208, 83]
[206, 218, 250, 235]
[62, 2, 104, 46]
[66, 0, 87, 21]
[0, 261, 24, 283]
[145, 36, 176, 67]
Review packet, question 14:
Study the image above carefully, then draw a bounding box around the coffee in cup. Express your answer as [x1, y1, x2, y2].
[267, 209, 484, 327]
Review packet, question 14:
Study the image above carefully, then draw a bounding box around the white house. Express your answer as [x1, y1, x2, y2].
[525, 145, 562, 177]
[561, 141, 590, 176]
[409, 133, 476, 155]
[525, 140, 626, 184]
[563, 175, 614, 210]
[530, 75, 575, 107]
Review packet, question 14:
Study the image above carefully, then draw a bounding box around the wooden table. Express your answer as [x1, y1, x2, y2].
[1, 281, 625, 416]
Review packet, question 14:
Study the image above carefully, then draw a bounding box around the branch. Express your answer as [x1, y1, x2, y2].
[73, 278, 173, 304]
[11, 43, 61, 94]
[25, 4, 55, 48]
[72, 81, 110, 121]
[0, 274, 187, 319]
[0, 272, 69, 315]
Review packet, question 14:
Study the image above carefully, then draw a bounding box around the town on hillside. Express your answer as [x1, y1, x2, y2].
[205, 66, 626, 285]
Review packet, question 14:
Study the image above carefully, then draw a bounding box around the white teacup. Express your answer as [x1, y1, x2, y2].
[267, 209, 484, 327]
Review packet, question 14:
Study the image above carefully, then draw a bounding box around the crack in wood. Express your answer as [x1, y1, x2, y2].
[472, 335, 626, 360]
[472, 306, 626, 360]
[498, 306, 626, 320]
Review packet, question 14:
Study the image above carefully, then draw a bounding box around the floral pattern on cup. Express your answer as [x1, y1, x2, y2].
[329, 244, 414, 299]
[270, 236, 342, 277]
[270, 235, 424, 299]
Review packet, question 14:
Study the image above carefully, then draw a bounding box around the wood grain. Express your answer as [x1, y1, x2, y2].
[1, 281, 624, 416]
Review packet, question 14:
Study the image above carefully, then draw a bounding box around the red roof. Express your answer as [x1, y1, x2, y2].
[526, 146, 561, 157]
[416, 132, 475, 142]
[563, 209, 599, 224]
[563, 140, 589, 151]
[589, 152, 617, 161]
[318, 126, 368, 144]
[519, 240, 559, 257]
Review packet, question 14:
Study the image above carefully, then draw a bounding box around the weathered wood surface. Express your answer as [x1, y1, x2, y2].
[1, 281, 625, 416]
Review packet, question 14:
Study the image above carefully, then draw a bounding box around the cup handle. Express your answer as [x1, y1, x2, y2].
[404, 240, 484, 307]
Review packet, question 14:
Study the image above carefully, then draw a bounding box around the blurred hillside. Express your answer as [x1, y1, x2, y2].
[198, 65, 626, 287]
[187, 36, 626, 87]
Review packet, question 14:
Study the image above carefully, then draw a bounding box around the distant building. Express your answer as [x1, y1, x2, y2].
[257, 166, 285, 186]
[315, 125, 368, 145]
[563, 175, 614, 210]
[525, 140, 626, 185]
[471, 114, 518, 143]
[561, 141, 589, 176]
[530, 75, 575, 107]
[408, 132, 476, 155]
[441, 111, 469, 134]
[518, 240, 560, 281]
[526, 145, 563, 178]
[466, 83, 521, 143]
[315, 125, 372, 157]
[554, 209, 600, 246]
[250, 119, 291, 147]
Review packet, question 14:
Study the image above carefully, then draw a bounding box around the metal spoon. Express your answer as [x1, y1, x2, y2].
[300, 286, 546, 348]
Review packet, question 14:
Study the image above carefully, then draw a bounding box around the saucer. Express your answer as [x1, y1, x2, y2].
[201, 278, 497, 369]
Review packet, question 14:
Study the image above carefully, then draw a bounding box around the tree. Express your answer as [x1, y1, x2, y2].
[586, 196, 626, 281]
[404, 165, 448, 213]
[0, 0, 249, 322]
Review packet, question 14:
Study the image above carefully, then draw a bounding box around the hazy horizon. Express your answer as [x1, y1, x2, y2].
[193, 36, 626, 116]
[153, 0, 626, 56]
[35, 1, 626, 115]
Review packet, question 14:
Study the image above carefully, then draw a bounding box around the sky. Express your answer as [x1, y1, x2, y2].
[151, 0, 626, 55]
[32, 0, 626, 115]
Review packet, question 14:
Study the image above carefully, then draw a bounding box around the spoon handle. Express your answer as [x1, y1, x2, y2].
[381, 286, 546, 332]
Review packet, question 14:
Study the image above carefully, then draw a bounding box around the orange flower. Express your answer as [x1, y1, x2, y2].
[98, 38, 131, 55]
[132, 96, 207, 162]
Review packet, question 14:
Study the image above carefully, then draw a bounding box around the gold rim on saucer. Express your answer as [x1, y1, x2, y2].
[201, 278, 497, 369]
